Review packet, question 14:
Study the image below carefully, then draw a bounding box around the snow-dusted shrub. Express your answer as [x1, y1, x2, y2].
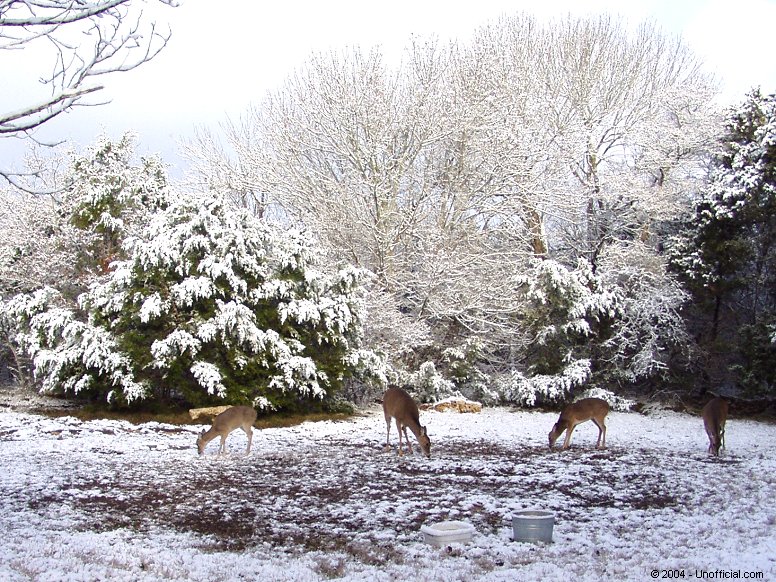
[494, 359, 592, 406]
[502, 258, 618, 405]
[517, 258, 620, 376]
[1, 291, 43, 387]
[1, 133, 171, 301]
[408, 361, 458, 403]
[510, 252, 686, 400]
[361, 288, 434, 364]
[442, 339, 497, 405]
[0, 189, 79, 298]
[62, 133, 172, 282]
[9, 191, 374, 408]
[0, 135, 176, 389]
[597, 241, 691, 383]
[2, 135, 376, 408]
[341, 349, 390, 400]
[73, 192, 372, 407]
[3, 287, 146, 401]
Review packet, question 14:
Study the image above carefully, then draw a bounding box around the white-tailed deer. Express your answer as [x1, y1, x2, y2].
[702, 396, 728, 456]
[196, 405, 257, 456]
[548, 397, 609, 450]
[382, 386, 431, 457]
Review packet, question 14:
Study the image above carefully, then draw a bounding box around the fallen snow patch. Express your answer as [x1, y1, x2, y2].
[0, 407, 774, 580]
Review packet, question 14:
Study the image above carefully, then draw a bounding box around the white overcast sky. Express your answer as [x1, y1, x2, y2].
[2, 0, 776, 174]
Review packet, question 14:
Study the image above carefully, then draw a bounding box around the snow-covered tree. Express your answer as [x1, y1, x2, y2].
[0, 133, 169, 299]
[0, 188, 73, 296]
[671, 90, 776, 397]
[66, 133, 172, 280]
[3, 134, 376, 408]
[15, 192, 373, 408]
[493, 360, 592, 407]
[406, 361, 457, 404]
[1, 1, 178, 191]
[184, 14, 719, 400]
[597, 241, 691, 383]
[1, 134, 168, 386]
[3, 286, 144, 398]
[494, 248, 690, 402]
[532, 16, 718, 267]
[441, 338, 495, 404]
[511, 259, 618, 399]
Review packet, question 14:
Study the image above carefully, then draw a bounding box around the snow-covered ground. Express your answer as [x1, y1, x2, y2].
[0, 406, 774, 581]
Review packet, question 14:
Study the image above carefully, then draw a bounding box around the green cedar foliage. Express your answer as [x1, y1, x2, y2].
[671, 90, 776, 396]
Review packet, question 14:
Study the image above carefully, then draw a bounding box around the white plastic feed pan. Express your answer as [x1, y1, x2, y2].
[512, 510, 554, 543]
[421, 521, 475, 546]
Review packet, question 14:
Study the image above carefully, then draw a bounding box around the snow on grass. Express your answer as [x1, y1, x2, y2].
[0, 407, 775, 581]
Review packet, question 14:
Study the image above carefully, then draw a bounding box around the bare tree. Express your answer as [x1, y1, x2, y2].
[535, 16, 719, 267]
[184, 15, 721, 388]
[188, 42, 538, 346]
[1, 0, 177, 187]
[187, 43, 453, 280]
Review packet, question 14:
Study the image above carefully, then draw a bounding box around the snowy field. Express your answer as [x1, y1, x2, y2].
[0, 406, 775, 581]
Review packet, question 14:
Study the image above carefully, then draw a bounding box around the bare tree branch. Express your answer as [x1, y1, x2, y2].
[0, 0, 178, 139]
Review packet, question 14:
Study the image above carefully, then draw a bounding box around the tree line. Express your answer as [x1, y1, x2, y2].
[1, 10, 773, 410]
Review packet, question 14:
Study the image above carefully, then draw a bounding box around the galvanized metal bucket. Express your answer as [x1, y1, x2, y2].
[512, 510, 554, 543]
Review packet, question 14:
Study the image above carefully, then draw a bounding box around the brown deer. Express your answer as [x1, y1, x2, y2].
[548, 397, 610, 450]
[196, 405, 257, 456]
[382, 386, 431, 457]
[702, 396, 729, 456]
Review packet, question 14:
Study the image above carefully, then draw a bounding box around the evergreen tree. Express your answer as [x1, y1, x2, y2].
[15, 193, 374, 409]
[66, 133, 170, 280]
[6, 136, 377, 409]
[502, 259, 620, 405]
[671, 90, 776, 396]
[1, 134, 169, 387]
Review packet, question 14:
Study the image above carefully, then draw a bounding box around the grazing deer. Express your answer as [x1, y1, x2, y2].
[548, 397, 610, 450]
[196, 405, 257, 456]
[382, 386, 431, 457]
[702, 396, 729, 456]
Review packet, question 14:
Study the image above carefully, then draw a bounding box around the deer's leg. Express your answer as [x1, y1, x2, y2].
[244, 425, 253, 454]
[712, 434, 720, 455]
[395, 418, 404, 456]
[562, 425, 575, 449]
[385, 415, 392, 450]
[708, 429, 718, 454]
[402, 426, 413, 454]
[219, 434, 227, 455]
[594, 419, 607, 449]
